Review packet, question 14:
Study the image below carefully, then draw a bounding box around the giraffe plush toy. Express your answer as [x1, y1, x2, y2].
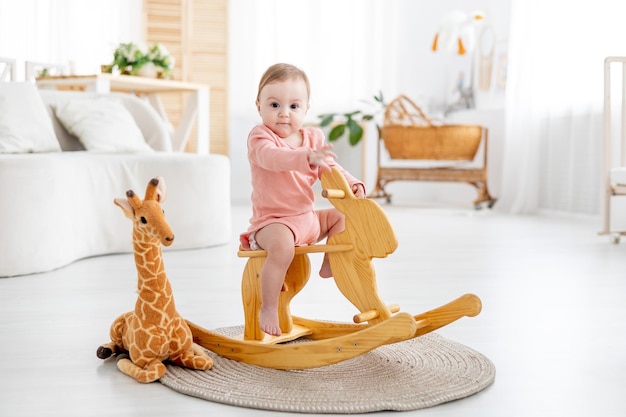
[96, 176, 213, 383]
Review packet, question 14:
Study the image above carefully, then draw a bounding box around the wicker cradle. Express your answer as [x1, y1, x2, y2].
[370, 95, 496, 208]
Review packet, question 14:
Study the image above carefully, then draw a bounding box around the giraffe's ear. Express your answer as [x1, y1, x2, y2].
[114, 198, 135, 219]
[155, 176, 167, 203]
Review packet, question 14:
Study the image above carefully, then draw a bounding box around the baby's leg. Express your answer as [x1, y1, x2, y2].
[316, 208, 346, 278]
[253, 223, 295, 336]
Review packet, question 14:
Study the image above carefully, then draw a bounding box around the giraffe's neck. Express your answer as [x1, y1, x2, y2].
[132, 229, 175, 324]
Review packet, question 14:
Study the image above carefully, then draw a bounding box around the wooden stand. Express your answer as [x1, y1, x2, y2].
[369, 95, 496, 209]
[188, 167, 482, 369]
[601, 57, 626, 242]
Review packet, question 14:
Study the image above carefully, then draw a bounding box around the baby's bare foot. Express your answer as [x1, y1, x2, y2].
[259, 307, 281, 336]
[319, 260, 333, 278]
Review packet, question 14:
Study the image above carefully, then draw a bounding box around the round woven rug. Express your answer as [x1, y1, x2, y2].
[160, 326, 495, 413]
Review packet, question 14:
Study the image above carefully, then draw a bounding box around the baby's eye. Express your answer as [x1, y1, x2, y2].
[290, 104, 299, 110]
[271, 102, 280, 109]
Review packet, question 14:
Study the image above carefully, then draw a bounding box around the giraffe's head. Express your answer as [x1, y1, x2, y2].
[114, 176, 175, 246]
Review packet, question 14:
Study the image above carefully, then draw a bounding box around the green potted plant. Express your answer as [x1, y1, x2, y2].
[110, 42, 174, 78]
[317, 92, 386, 146]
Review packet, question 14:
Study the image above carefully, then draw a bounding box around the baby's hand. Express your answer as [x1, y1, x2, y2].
[352, 184, 366, 198]
[308, 145, 337, 173]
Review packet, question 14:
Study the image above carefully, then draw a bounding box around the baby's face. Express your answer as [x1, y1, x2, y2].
[257, 78, 309, 138]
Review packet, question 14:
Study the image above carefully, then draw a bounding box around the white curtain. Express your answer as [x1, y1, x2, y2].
[0, 0, 142, 80]
[228, 0, 434, 123]
[499, 0, 626, 214]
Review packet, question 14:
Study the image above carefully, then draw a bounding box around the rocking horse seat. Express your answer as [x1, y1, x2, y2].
[238, 243, 354, 258]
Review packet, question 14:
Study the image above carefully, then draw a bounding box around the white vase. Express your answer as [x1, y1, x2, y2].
[136, 62, 157, 78]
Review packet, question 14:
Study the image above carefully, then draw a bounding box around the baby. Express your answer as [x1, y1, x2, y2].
[240, 63, 366, 336]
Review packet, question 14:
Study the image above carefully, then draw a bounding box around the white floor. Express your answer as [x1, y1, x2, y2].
[1, 202, 625, 417]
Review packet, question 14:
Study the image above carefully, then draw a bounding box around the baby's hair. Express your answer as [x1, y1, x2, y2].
[256, 63, 311, 104]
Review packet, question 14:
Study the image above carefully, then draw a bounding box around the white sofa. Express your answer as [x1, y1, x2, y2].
[0, 83, 231, 277]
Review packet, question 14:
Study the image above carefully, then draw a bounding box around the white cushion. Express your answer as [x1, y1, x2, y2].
[0, 82, 61, 153]
[53, 97, 153, 152]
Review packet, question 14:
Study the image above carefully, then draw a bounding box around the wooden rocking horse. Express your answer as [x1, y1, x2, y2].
[187, 167, 482, 370]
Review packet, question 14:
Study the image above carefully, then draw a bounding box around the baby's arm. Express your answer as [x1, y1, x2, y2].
[308, 145, 336, 173]
[310, 148, 365, 197]
[309, 127, 365, 196]
[249, 126, 312, 172]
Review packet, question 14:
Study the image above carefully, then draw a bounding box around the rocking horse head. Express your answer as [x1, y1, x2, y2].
[321, 168, 398, 258]
[114, 176, 174, 246]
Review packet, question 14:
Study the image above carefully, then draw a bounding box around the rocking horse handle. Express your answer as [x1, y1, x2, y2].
[322, 189, 346, 199]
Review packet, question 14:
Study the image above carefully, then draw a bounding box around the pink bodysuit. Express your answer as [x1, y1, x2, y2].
[240, 124, 364, 250]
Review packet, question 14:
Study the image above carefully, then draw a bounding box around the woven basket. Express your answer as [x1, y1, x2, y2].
[382, 95, 482, 160]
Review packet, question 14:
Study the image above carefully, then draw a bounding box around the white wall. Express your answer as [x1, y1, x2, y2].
[0, 0, 143, 79]
[228, 0, 511, 206]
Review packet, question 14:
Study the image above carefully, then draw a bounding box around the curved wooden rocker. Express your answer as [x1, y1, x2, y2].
[187, 167, 482, 370]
